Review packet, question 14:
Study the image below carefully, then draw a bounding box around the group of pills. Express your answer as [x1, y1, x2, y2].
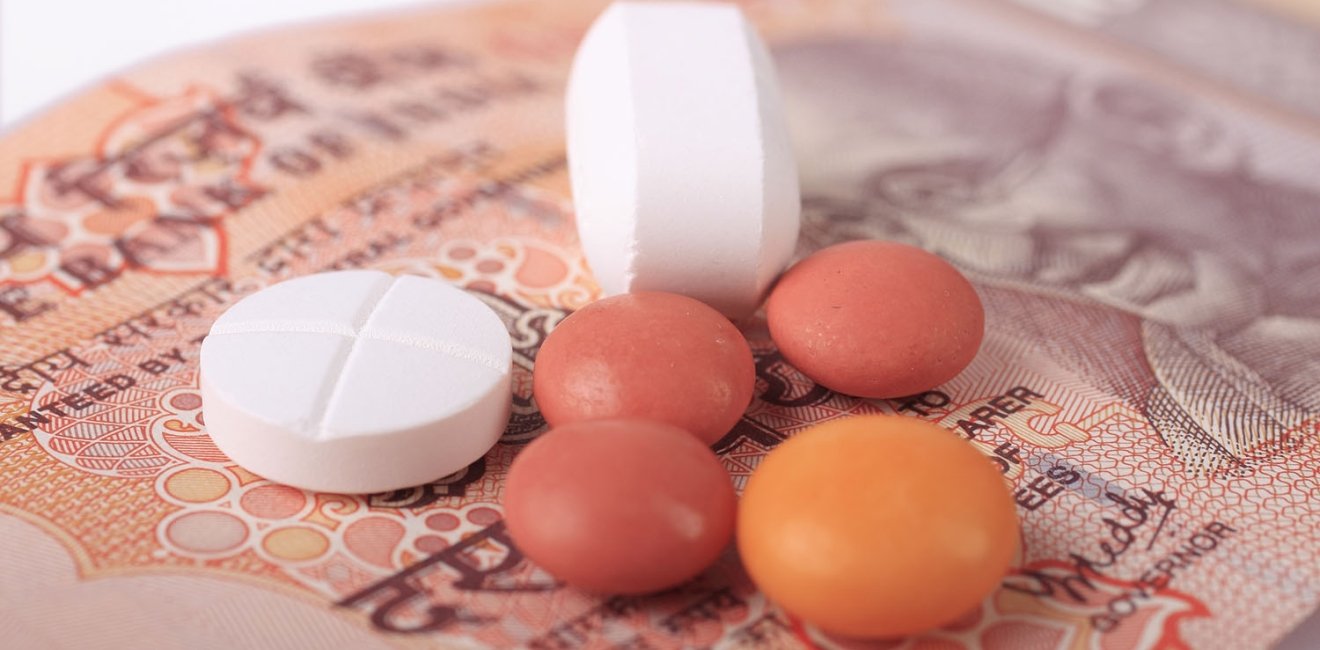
[506, 238, 1016, 640]
[199, 1, 1019, 640]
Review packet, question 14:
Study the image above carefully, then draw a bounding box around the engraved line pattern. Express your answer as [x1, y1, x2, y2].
[312, 275, 400, 438]
[208, 320, 359, 338]
[207, 320, 508, 372]
[204, 276, 509, 440]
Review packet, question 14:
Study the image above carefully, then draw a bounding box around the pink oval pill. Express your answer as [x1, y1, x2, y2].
[503, 419, 737, 594]
[532, 291, 755, 445]
[766, 240, 984, 398]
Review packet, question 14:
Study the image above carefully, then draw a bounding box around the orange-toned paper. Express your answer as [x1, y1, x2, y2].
[0, 1, 1316, 648]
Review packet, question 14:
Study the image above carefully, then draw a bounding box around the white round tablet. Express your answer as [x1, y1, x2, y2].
[199, 270, 512, 494]
[566, 1, 801, 319]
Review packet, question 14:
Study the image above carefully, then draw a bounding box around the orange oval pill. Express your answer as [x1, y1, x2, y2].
[503, 419, 737, 594]
[766, 240, 984, 398]
[533, 291, 755, 445]
[737, 415, 1018, 638]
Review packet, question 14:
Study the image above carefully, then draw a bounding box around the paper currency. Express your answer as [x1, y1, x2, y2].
[0, 0, 1315, 648]
[1008, 0, 1320, 122]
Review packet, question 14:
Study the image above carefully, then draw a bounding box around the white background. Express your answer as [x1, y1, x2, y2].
[0, 0, 435, 130]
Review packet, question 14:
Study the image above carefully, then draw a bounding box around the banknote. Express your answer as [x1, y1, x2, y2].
[0, 0, 1316, 648]
[1006, 0, 1320, 124]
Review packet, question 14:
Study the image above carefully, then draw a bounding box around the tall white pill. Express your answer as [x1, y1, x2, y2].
[566, 1, 800, 318]
[199, 271, 512, 494]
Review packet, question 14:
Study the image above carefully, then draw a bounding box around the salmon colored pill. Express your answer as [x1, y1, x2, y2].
[766, 240, 984, 399]
[738, 415, 1018, 638]
[503, 419, 737, 594]
[533, 291, 755, 445]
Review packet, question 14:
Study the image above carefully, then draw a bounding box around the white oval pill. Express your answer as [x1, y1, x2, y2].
[199, 270, 512, 494]
[566, 1, 801, 318]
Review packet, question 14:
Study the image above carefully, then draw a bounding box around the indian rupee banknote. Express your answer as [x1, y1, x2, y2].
[0, 0, 1315, 648]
